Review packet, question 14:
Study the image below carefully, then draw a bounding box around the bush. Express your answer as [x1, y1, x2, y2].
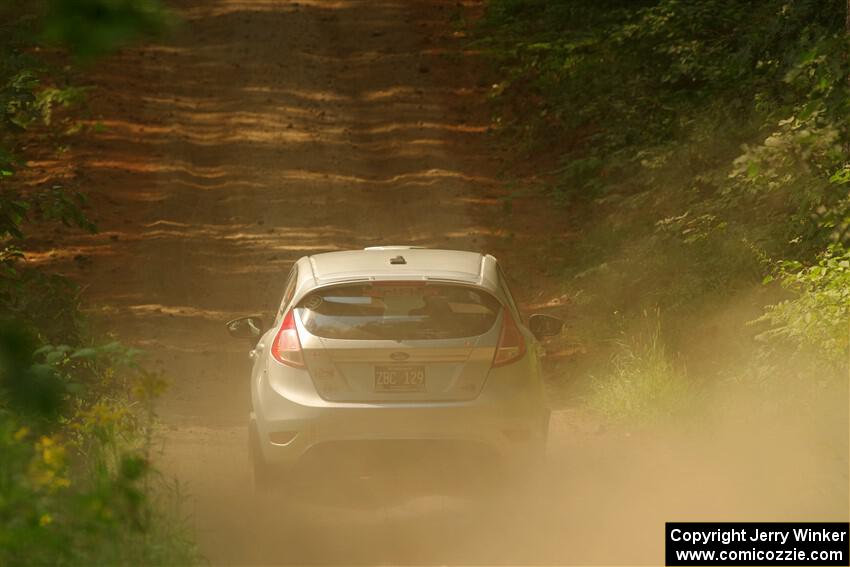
[758, 245, 850, 371]
[0, 326, 199, 566]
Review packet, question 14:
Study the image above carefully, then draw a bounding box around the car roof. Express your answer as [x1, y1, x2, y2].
[307, 247, 489, 285]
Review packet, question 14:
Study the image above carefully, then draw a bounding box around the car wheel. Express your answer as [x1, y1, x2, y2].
[249, 424, 276, 494]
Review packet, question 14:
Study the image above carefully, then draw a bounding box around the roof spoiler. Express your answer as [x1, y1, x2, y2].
[363, 246, 426, 251]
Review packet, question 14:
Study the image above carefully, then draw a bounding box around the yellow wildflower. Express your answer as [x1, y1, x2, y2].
[38, 437, 66, 469]
[29, 436, 71, 491]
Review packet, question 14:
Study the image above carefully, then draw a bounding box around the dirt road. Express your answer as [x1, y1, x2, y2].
[28, 0, 847, 564]
[42, 1, 583, 562]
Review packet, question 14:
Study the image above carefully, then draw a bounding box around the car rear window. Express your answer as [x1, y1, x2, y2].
[296, 283, 502, 340]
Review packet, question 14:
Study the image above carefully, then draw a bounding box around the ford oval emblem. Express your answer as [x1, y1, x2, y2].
[389, 352, 409, 361]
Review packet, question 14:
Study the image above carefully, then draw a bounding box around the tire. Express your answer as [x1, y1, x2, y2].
[249, 424, 276, 494]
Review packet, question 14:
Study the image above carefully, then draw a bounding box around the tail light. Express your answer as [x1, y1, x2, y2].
[270, 310, 305, 368]
[492, 310, 526, 367]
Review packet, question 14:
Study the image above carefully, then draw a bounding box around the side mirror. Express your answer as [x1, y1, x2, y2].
[225, 316, 264, 343]
[528, 313, 563, 339]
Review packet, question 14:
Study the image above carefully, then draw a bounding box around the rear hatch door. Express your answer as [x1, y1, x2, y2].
[295, 282, 502, 402]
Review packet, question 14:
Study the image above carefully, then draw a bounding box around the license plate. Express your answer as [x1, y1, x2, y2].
[374, 365, 425, 392]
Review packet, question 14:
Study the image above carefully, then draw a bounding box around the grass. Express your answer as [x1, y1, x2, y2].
[587, 311, 691, 424]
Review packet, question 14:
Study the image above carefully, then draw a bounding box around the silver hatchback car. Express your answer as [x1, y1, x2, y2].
[226, 247, 562, 489]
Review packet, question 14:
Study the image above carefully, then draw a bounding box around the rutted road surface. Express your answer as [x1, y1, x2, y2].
[56, 1, 594, 563]
[32, 0, 847, 564]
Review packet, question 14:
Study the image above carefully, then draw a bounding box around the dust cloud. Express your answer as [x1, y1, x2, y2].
[157, 368, 846, 565]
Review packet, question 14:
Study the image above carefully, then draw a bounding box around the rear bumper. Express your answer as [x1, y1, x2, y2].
[253, 363, 549, 467]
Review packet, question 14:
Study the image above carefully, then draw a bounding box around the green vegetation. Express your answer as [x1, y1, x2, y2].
[0, 337, 196, 565]
[758, 245, 850, 369]
[479, 0, 850, 421]
[1, 1, 196, 564]
[588, 310, 692, 422]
